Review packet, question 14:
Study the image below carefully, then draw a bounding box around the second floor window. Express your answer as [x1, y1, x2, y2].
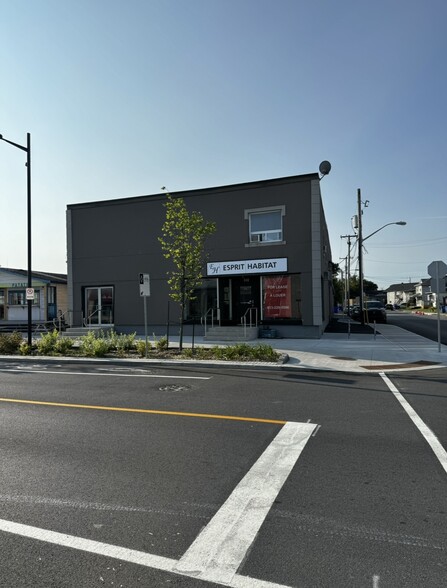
[248, 209, 283, 243]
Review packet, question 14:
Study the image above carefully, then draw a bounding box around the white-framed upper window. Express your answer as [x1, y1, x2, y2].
[245, 206, 285, 244]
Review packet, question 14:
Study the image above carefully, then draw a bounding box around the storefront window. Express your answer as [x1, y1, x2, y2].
[8, 289, 40, 306]
[186, 279, 217, 321]
[262, 274, 301, 320]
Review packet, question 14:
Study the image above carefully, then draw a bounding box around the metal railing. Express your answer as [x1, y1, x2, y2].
[83, 307, 113, 327]
[202, 308, 215, 336]
[83, 308, 100, 327]
[53, 309, 72, 332]
[241, 307, 258, 338]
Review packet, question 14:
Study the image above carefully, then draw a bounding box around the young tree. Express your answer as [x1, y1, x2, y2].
[159, 193, 216, 350]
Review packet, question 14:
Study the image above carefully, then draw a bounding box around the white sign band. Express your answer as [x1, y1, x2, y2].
[207, 258, 287, 276]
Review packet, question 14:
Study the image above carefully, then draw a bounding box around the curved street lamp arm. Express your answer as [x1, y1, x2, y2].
[363, 221, 406, 243]
[0, 134, 28, 153]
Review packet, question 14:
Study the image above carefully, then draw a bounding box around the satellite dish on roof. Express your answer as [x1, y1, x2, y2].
[319, 160, 332, 178]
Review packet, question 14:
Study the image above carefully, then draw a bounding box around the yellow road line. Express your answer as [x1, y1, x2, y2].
[0, 397, 286, 425]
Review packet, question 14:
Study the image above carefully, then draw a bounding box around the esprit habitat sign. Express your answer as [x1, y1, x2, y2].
[207, 258, 287, 276]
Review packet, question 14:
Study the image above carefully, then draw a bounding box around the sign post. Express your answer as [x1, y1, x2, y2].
[427, 260, 447, 352]
[139, 273, 150, 357]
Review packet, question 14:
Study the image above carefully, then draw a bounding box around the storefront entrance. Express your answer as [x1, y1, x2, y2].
[84, 286, 114, 326]
[219, 276, 260, 325]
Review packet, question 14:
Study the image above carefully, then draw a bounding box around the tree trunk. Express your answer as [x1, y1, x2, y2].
[179, 277, 186, 351]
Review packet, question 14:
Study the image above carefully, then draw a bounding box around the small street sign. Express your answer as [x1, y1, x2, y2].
[139, 273, 150, 297]
[427, 260, 447, 353]
[26, 287, 34, 300]
[427, 260, 447, 279]
[427, 260, 447, 293]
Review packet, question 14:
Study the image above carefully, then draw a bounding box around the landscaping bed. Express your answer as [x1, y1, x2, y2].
[0, 330, 282, 363]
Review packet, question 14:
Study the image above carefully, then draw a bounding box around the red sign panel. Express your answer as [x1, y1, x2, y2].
[263, 276, 291, 318]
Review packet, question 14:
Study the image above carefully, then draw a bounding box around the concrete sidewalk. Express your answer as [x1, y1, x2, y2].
[2, 324, 445, 373]
[270, 324, 446, 372]
[172, 323, 447, 373]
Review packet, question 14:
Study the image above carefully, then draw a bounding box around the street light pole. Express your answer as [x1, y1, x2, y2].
[0, 132, 32, 346]
[355, 186, 406, 325]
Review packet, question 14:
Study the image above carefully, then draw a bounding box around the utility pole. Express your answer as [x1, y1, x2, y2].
[341, 234, 357, 317]
[357, 188, 365, 325]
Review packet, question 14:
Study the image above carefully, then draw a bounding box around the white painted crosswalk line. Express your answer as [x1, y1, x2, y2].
[0, 420, 316, 587]
[175, 421, 317, 584]
[380, 372, 447, 475]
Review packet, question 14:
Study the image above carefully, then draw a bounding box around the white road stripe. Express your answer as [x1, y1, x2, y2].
[175, 421, 316, 584]
[0, 368, 210, 379]
[0, 421, 316, 587]
[0, 518, 177, 572]
[0, 517, 295, 587]
[380, 372, 447, 475]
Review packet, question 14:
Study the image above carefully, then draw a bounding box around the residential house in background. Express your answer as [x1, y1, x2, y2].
[387, 277, 447, 309]
[414, 278, 433, 308]
[0, 267, 67, 327]
[422, 275, 447, 309]
[385, 282, 417, 307]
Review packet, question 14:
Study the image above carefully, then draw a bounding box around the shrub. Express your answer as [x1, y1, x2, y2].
[182, 347, 214, 360]
[36, 330, 60, 355]
[106, 331, 136, 352]
[213, 343, 253, 361]
[105, 331, 136, 357]
[135, 340, 152, 358]
[154, 335, 168, 352]
[54, 336, 74, 354]
[250, 344, 280, 362]
[19, 342, 33, 356]
[0, 331, 23, 354]
[36, 330, 74, 356]
[79, 331, 111, 357]
[183, 343, 279, 361]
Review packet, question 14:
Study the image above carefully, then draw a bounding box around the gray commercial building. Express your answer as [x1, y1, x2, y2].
[66, 172, 334, 339]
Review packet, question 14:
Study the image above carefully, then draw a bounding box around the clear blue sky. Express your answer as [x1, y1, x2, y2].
[1, 0, 446, 288]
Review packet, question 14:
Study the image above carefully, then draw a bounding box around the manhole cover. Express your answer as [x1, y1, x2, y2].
[159, 385, 191, 392]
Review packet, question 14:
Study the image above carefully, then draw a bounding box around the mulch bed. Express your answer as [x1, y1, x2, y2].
[325, 318, 375, 335]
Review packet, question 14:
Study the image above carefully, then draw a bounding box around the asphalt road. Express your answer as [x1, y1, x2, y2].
[387, 311, 447, 345]
[0, 360, 446, 587]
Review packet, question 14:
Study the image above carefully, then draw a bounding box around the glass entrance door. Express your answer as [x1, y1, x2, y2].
[232, 276, 260, 324]
[218, 277, 260, 325]
[85, 287, 114, 325]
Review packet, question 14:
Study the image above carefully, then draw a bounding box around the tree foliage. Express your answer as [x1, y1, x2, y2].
[331, 267, 379, 306]
[348, 275, 378, 298]
[331, 262, 344, 305]
[158, 194, 216, 349]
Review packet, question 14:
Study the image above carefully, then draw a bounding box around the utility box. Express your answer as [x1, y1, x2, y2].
[259, 328, 278, 338]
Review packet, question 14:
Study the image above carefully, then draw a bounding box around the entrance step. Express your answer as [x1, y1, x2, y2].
[204, 326, 258, 342]
[62, 325, 114, 338]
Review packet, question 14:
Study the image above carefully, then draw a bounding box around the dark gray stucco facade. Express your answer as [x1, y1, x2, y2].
[66, 173, 333, 338]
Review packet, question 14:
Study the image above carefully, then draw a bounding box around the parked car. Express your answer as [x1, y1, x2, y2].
[385, 303, 394, 310]
[351, 301, 387, 323]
